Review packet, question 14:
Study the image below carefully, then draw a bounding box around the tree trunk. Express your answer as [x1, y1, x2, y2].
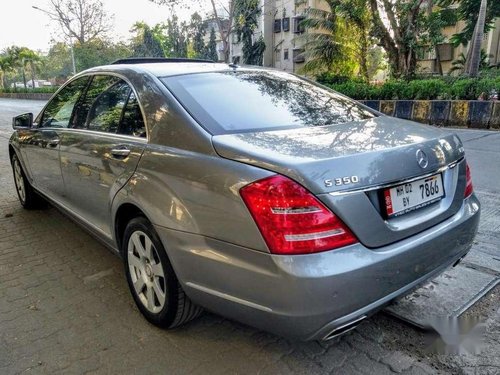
[359, 31, 369, 81]
[22, 64, 27, 91]
[209, 0, 231, 62]
[427, 0, 443, 75]
[369, 0, 402, 77]
[30, 60, 35, 89]
[434, 46, 443, 75]
[465, 0, 487, 77]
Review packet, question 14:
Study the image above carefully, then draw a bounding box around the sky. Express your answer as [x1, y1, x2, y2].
[0, 0, 214, 52]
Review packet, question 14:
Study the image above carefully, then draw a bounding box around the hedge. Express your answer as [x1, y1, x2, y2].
[0, 87, 59, 94]
[317, 75, 500, 101]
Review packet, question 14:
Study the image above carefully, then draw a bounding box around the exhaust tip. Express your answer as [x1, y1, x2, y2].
[323, 315, 367, 341]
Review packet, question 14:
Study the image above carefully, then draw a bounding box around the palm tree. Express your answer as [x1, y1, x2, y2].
[465, 0, 487, 77]
[19, 49, 41, 90]
[299, 1, 349, 74]
[450, 50, 490, 75]
[0, 56, 13, 89]
[3, 47, 22, 91]
[299, 0, 370, 80]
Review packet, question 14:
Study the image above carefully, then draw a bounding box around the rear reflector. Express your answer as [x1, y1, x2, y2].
[240, 175, 358, 255]
[464, 162, 473, 198]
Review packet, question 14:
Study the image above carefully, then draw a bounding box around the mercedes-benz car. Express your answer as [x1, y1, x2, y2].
[9, 58, 480, 341]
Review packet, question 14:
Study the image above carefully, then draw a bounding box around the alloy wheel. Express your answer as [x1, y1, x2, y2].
[127, 230, 166, 313]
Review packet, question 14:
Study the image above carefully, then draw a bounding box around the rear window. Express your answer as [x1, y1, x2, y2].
[162, 70, 376, 135]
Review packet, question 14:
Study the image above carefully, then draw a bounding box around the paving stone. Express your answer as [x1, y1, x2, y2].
[381, 351, 415, 373]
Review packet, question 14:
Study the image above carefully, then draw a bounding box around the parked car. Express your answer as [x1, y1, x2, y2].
[9, 58, 480, 341]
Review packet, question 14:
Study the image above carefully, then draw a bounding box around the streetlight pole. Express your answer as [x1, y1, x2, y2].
[32, 5, 76, 75]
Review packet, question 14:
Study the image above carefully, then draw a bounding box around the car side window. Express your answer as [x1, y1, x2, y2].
[40, 76, 89, 128]
[118, 91, 146, 138]
[83, 77, 131, 133]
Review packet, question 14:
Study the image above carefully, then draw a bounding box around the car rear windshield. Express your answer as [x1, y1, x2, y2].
[162, 70, 376, 135]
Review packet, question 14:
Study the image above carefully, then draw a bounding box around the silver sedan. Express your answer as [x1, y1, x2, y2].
[9, 59, 480, 340]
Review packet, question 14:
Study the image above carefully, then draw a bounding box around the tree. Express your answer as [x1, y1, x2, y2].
[206, 28, 219, 62]
[74, 39, 131, 70]
[439, 0, 500, 47]
[166, 16, 189, 58]
[0, 55, 14, 89]
[2, 46, 23, 91]
[233, 0, 266, 65]
[300, 0, 359, 77]
[150, 0, 235, 62]
[449, 50, 490, 75]
[19, 48, 42, 90]
[43, 0, 113, 44]
[464, 0, 487, 77]
[131, 22, 165, 57]
[369, 0, 428, 77]
[189, 13, 206, 59]
[337, 0, 372, 80]
[38, 42, 74, 82]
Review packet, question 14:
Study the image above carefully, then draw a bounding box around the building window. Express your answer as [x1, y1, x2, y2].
[275, 48, 281, 62]
[284, 49, 289, 60]
[437, 43, 453, 61]
[282, 18, 290, 32]
[274, 19, 281, 33]
[293, 48, 305, 63]
[293, 16, 305, 34]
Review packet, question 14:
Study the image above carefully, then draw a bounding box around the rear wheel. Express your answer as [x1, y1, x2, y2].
[123, 217, 203, 328]
[11, 153, 44, 209]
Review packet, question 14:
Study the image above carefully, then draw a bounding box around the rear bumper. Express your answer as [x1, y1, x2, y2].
[155, 194, 480, 341]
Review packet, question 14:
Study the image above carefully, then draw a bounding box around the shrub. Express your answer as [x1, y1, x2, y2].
[406, 79, 448, 100]
[0, 87, 58, 94]
[319, 75, 500, 101]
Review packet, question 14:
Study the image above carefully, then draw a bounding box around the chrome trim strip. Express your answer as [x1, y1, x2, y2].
[328, 158, 462, 197]
[57, 128, 148, 143]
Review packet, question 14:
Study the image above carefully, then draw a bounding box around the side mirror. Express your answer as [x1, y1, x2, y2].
[12, 113, 33, 129]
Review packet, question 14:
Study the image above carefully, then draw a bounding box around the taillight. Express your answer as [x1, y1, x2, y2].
[240, 175, 358, 255]
[464, 162, 473, 198]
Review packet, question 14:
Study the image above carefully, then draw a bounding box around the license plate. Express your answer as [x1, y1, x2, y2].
[384, 174, 444, 218]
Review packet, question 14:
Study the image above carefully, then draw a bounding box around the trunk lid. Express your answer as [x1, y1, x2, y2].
[212, 117, 467, 248]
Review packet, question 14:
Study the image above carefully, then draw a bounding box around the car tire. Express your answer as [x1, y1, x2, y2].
[123, 216, 203, 328]
[11, 153, 45, 209]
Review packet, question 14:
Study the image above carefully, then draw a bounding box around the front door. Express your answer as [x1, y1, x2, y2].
[21, 76, 90, 200]
[59, 75, 147, 238]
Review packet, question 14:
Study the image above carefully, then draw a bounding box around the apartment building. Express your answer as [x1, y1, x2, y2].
[230, 0, 323, 72]
[418, 14, 500, 74]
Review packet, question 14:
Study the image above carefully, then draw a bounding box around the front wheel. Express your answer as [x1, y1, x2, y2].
[11, 153, 44, 209]
[123, 217, 202, 328]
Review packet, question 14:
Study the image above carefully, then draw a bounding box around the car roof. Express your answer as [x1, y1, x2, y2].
[83, 62, 269, 78]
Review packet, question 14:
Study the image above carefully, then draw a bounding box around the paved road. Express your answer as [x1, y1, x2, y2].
[0, 99, 499, 374]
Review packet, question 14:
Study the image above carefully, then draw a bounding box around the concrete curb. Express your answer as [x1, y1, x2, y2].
[361, 100, 499, 129]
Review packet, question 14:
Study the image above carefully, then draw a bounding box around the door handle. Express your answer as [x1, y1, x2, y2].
[110, 148, 131, 158]
[47, 138, 60, 147]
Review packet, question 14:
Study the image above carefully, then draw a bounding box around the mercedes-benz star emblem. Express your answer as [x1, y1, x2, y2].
[416, 149, 428, 169]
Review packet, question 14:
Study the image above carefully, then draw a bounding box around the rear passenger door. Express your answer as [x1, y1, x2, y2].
[59, 75, 147, 238]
